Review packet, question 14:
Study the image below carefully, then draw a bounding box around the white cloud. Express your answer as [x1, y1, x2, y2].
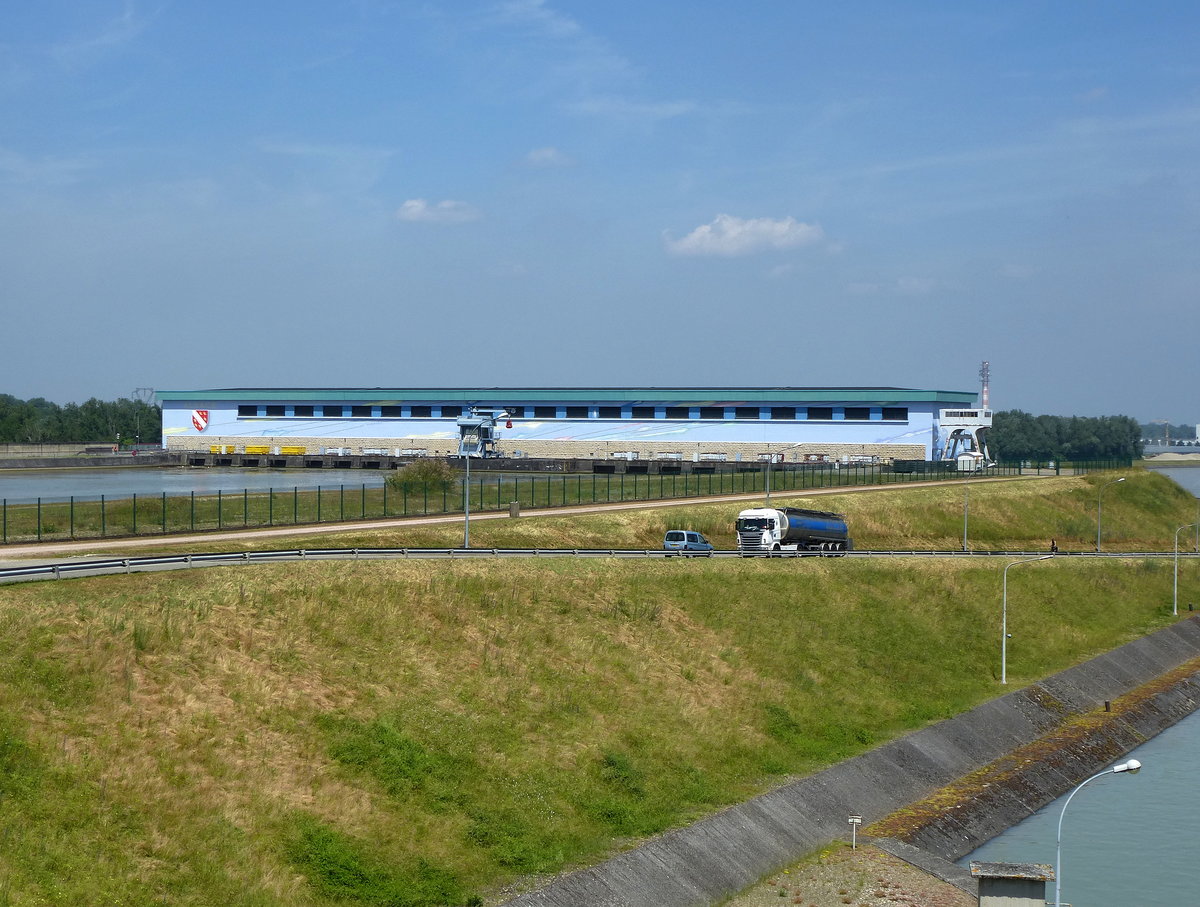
[491, 0, 583, 40]
[525, 146, 572, 167]
[896, 276, 938, 296]
[664, 214, 823, 257]
[50, 1, 150, 70]
[568, 96, 698, 122]
[396, 199, 481, 224]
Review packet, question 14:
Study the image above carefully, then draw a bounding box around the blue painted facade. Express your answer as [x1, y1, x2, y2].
[158, 387, 977, 459]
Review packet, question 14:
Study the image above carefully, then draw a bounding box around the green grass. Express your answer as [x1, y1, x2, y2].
[118, 468, 1196, 556]
[0, 470, 1196, 905]
[0, 461, 1035, 544]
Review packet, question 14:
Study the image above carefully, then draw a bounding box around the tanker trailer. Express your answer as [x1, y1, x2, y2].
[735, 506, 851, 554]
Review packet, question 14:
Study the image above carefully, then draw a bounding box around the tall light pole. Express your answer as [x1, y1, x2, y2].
[464, 440, 472, 548]
[962, 468, 971, 551]
[1096, 476, 1126, 552]
[458, 408, 507, 548]
[1174, 523, 1198, 616]
[1002, 555, 1053, 684]
[1055, 758, 1142, 907]
[764, 442, 804, 507]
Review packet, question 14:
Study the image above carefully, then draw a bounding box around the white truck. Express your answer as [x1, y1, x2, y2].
[735, 506, 852, 554]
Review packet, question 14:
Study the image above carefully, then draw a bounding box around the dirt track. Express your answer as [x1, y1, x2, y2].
[724, 845, 975, 907]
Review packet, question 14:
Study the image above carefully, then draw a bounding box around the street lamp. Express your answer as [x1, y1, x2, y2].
[962, 468, 971, 551]
[764, 442, 804, 507]
[458, 409, 507, 548]
[1054, 758, 1142, 907]
[1002, 555, 1053, 684]
[1174, 523, 1198, 616]
[1096, 477, 1126, 552]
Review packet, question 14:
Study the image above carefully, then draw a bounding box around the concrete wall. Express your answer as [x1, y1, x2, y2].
[502, 618, 1200, 907]
[165, 433, 926, 464]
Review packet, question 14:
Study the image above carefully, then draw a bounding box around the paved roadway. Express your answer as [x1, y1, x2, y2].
[0, 474, 1050, 568]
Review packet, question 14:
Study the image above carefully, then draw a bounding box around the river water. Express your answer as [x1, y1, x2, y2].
[0, 466, 386, 504]
[960, 707, 1200, 906]
[960, 465, 1200, 906]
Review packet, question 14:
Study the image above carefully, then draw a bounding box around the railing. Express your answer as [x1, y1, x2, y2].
[0, 460, 1128, 545]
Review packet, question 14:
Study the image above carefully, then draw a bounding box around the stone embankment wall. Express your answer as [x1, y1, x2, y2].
[166, 435, 925, 464]
[503, 618, 1200, 907]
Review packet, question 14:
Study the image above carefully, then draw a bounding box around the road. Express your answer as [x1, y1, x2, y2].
[0, 474, 1046, 566]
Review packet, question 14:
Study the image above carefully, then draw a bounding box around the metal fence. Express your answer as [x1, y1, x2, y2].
[0, 459, 1128, 545]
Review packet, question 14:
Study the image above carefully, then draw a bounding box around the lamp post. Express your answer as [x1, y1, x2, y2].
[962, 468, 970, 551]
[1002, 554, 1053, 684]
[1096, 476, 1126, 551]
[459, 409, 507, 548]
[764, 442, 804, 507]
[1054, 758, 1142, 907]
[463, 441, 472, 548]
[1174, 523, 1198, 616]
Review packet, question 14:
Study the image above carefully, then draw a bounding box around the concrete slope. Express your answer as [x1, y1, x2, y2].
[503, 617, 1200, 907]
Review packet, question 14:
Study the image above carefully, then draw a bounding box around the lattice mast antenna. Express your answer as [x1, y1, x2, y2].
[979, 361, 990, 411]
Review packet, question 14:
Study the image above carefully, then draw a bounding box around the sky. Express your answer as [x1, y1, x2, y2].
[2, 1, 1198, 421]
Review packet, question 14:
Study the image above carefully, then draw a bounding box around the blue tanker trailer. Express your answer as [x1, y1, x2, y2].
[735, 506, 852, 554]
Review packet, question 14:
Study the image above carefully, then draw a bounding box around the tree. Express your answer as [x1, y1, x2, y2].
[0, 394, 162, 444]
[990, 410, 1142, 462]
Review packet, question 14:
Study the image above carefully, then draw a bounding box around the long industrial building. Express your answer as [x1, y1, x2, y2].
[158, 386, 983, 465]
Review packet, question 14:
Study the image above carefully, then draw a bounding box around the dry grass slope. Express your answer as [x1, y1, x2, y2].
[0, 469, 1195, 905]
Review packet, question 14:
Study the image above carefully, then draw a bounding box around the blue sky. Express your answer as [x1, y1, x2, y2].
[3, 1, 1198, 421]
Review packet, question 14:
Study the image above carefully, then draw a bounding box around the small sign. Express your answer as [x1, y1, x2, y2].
[848, 815, 862, 825]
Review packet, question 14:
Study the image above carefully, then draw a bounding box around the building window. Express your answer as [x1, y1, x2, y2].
[565, 406, 588, 419]
[844, 407, 870, 421]
[381, 406, 402, 417]
[238, 405, 258, 417]
[699, 407, 724, 419]
[351, 405, 372, 418]
[632, 406, 656, 420]
[411, 406, 432, 418]
[770, 407, 796, 420]
[534, 406, 556, 419]
[665, 406, 689, 419]
[293, 405, 314, 418]
[735, 407, 759, 420]
[321, 406, 346, 418]
[440, 405, 462, 418]
[265, 405, 285, 417]
[807, 407, 833, 420]
[507, 406, 528, 418]
[598, 406, 622, 419]
[882, 407, 908, 421]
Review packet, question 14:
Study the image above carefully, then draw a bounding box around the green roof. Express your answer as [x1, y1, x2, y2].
[158, 386, 976, 405]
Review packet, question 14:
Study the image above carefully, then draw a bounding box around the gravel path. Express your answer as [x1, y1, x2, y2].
[723, 845, 976, 907]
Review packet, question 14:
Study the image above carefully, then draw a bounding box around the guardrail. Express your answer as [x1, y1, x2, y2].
[2, 547, 1188, 584]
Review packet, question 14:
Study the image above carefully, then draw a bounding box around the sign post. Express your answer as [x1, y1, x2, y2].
[848, 815, 862, 850]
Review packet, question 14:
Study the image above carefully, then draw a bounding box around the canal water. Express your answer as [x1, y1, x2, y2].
[960, 706, 1200, 906]
[961, 466, 1200, 906]
[0, 466, 386, 504]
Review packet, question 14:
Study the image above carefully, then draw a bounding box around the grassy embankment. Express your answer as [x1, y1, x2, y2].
[0, 470, 1197, 906]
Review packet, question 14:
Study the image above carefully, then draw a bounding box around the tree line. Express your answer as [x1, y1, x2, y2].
[0, 395, 162, 445]
[1138, 421, 1197, 443]
[989, 411, 1142, 462]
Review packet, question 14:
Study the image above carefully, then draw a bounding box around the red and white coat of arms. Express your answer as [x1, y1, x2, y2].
[191, 410, 209, 432]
